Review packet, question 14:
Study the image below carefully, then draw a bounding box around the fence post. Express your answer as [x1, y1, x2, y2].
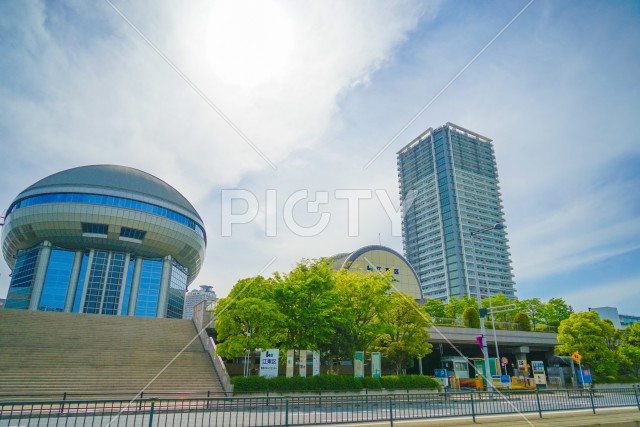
[388, 395, 394, 427]
[285, 397, 289, 427]
[148, 399, 156, 427]
[60, 391, 67, 414]
[470, 392, 476, 423]
[535, 389, 542, 418]
[589, 387, 596, 414]
[634, 385, 640, 411]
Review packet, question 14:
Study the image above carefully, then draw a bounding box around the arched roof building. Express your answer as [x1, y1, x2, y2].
[331, 245, 423, 302]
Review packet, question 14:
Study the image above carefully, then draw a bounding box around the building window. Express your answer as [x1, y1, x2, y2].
[39, 248, 75, 312]
[119, 227, 146, 241]
[101, 253, 126, 315]
[5, 247, 41, 310]
[167, 261, 188, 319]
[83, 251, 109, 314]
[82, 223, 108, 236]
[9, 192, 206, 242]
[135, 258, 162, 317]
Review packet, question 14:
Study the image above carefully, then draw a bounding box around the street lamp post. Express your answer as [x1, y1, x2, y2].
[469, 222, 503, 389]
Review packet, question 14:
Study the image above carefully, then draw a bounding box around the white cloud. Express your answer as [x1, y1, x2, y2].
[1, 1, 639, 312]
[561, 276, 640, 314]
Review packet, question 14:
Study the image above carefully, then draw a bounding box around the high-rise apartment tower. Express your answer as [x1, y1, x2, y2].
[397, 123, 515, 302]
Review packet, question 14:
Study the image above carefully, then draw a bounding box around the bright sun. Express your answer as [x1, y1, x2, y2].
[202, 0, 294, 88]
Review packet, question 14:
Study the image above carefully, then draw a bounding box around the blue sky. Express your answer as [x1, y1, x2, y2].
[1, 0, 639, 313]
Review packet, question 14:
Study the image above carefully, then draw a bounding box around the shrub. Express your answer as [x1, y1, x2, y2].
[269, 376, 309, 392]
[462, 307, 480, 328]
[379, 375, 439, 390]
[232, 374, 438, 395]
[361, 377, 382, 390]
[231, 376, 269, 392]
[514, 312, 532, 331]
[306, 375, 362, 391]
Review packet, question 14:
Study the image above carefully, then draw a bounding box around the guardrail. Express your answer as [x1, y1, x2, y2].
[1, 387, 639, 426]
[429, 317, 558, 332]
[192, 301, 234, 394]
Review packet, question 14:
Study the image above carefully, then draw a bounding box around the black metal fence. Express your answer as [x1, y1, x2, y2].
[1, 387, 639, 426]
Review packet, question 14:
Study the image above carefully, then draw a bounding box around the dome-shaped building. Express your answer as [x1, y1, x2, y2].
[331, 245, 423, 302]
[1, 165, 206, 318]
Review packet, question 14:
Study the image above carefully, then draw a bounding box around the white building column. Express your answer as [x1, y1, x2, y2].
[28, 241, 52, 311]
[127, 257, 142, 316]
[117, 254, 131, 315]
[78, 249, 95, 313]
[156, 255, 173, 318]
[63, 250, 84, 312]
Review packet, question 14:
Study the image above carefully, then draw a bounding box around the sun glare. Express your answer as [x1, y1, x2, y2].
[203, 0, 294, 87]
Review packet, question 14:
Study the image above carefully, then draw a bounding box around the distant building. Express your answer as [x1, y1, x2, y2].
[589, 306, 640, 329]
[330, 245, 423, 302]
[183, 285, 217, 320]
[397, 123, 516, 302]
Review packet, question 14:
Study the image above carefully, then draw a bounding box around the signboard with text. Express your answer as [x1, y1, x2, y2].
[371, 352, 381, 378]
[354, 351, 364, 378]
[286, 349, 295, 378]
[312, 352, 320, 376]
[259, 349, 280, 378]
[299, 350, 307, 377]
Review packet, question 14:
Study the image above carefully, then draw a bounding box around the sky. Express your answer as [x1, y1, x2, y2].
[1, 0, 639, 314]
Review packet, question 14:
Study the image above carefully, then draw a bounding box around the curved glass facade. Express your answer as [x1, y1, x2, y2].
[5, 247, 41, 310]
[135, 259, 163, 317]
[39, 249, 75, 312]
[167, 261, 188, 319]
[5, 243, 189, 318]
[7, 192, 205, 240]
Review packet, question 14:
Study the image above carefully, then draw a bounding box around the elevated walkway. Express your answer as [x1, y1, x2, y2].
[0, 309, 223, 398]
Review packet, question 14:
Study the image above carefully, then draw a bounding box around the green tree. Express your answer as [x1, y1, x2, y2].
[515, 298, 543, 328]
[617, 344, 640, 377]
[214, 276, 283, 372]
[621, 322, 640, 347]
[514, 311, 531, 331]
[556, 311, 617, 376]
[601, 319, 620, 351]
[540, 298, 573, 326]
[462, 306, 480, 328]
[328, 269, 392, 363]
[376, 292, 433, 374]
[482, 293, 516, 325]
[445, 296, 479, 320]
[422, 298, 446, 318]
[271, 259, 339, 352]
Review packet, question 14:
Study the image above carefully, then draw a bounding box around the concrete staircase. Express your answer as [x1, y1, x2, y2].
[0, 309, 224, 398]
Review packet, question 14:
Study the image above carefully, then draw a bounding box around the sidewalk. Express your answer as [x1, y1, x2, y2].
[332, 407, 640, 427]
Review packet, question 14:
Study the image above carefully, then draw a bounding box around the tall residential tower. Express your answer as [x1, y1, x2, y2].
[397, 123, 515, 302]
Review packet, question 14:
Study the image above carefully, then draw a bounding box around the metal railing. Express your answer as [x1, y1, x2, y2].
[429, 317, 558, 332]
[192, 301, 234, 394]
[1, 387, 639, 426]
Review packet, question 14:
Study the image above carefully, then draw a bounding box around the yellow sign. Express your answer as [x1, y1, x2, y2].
[571, 351, 582, 363]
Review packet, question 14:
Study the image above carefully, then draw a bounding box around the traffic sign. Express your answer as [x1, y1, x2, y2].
[571, 351, 582, 363]
[501, 357, 508, 366]
[434, 369, 448, 379]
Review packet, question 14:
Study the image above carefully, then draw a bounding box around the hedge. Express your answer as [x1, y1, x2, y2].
[592, 375, 640, 384]
[231, 375, 439, 394]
